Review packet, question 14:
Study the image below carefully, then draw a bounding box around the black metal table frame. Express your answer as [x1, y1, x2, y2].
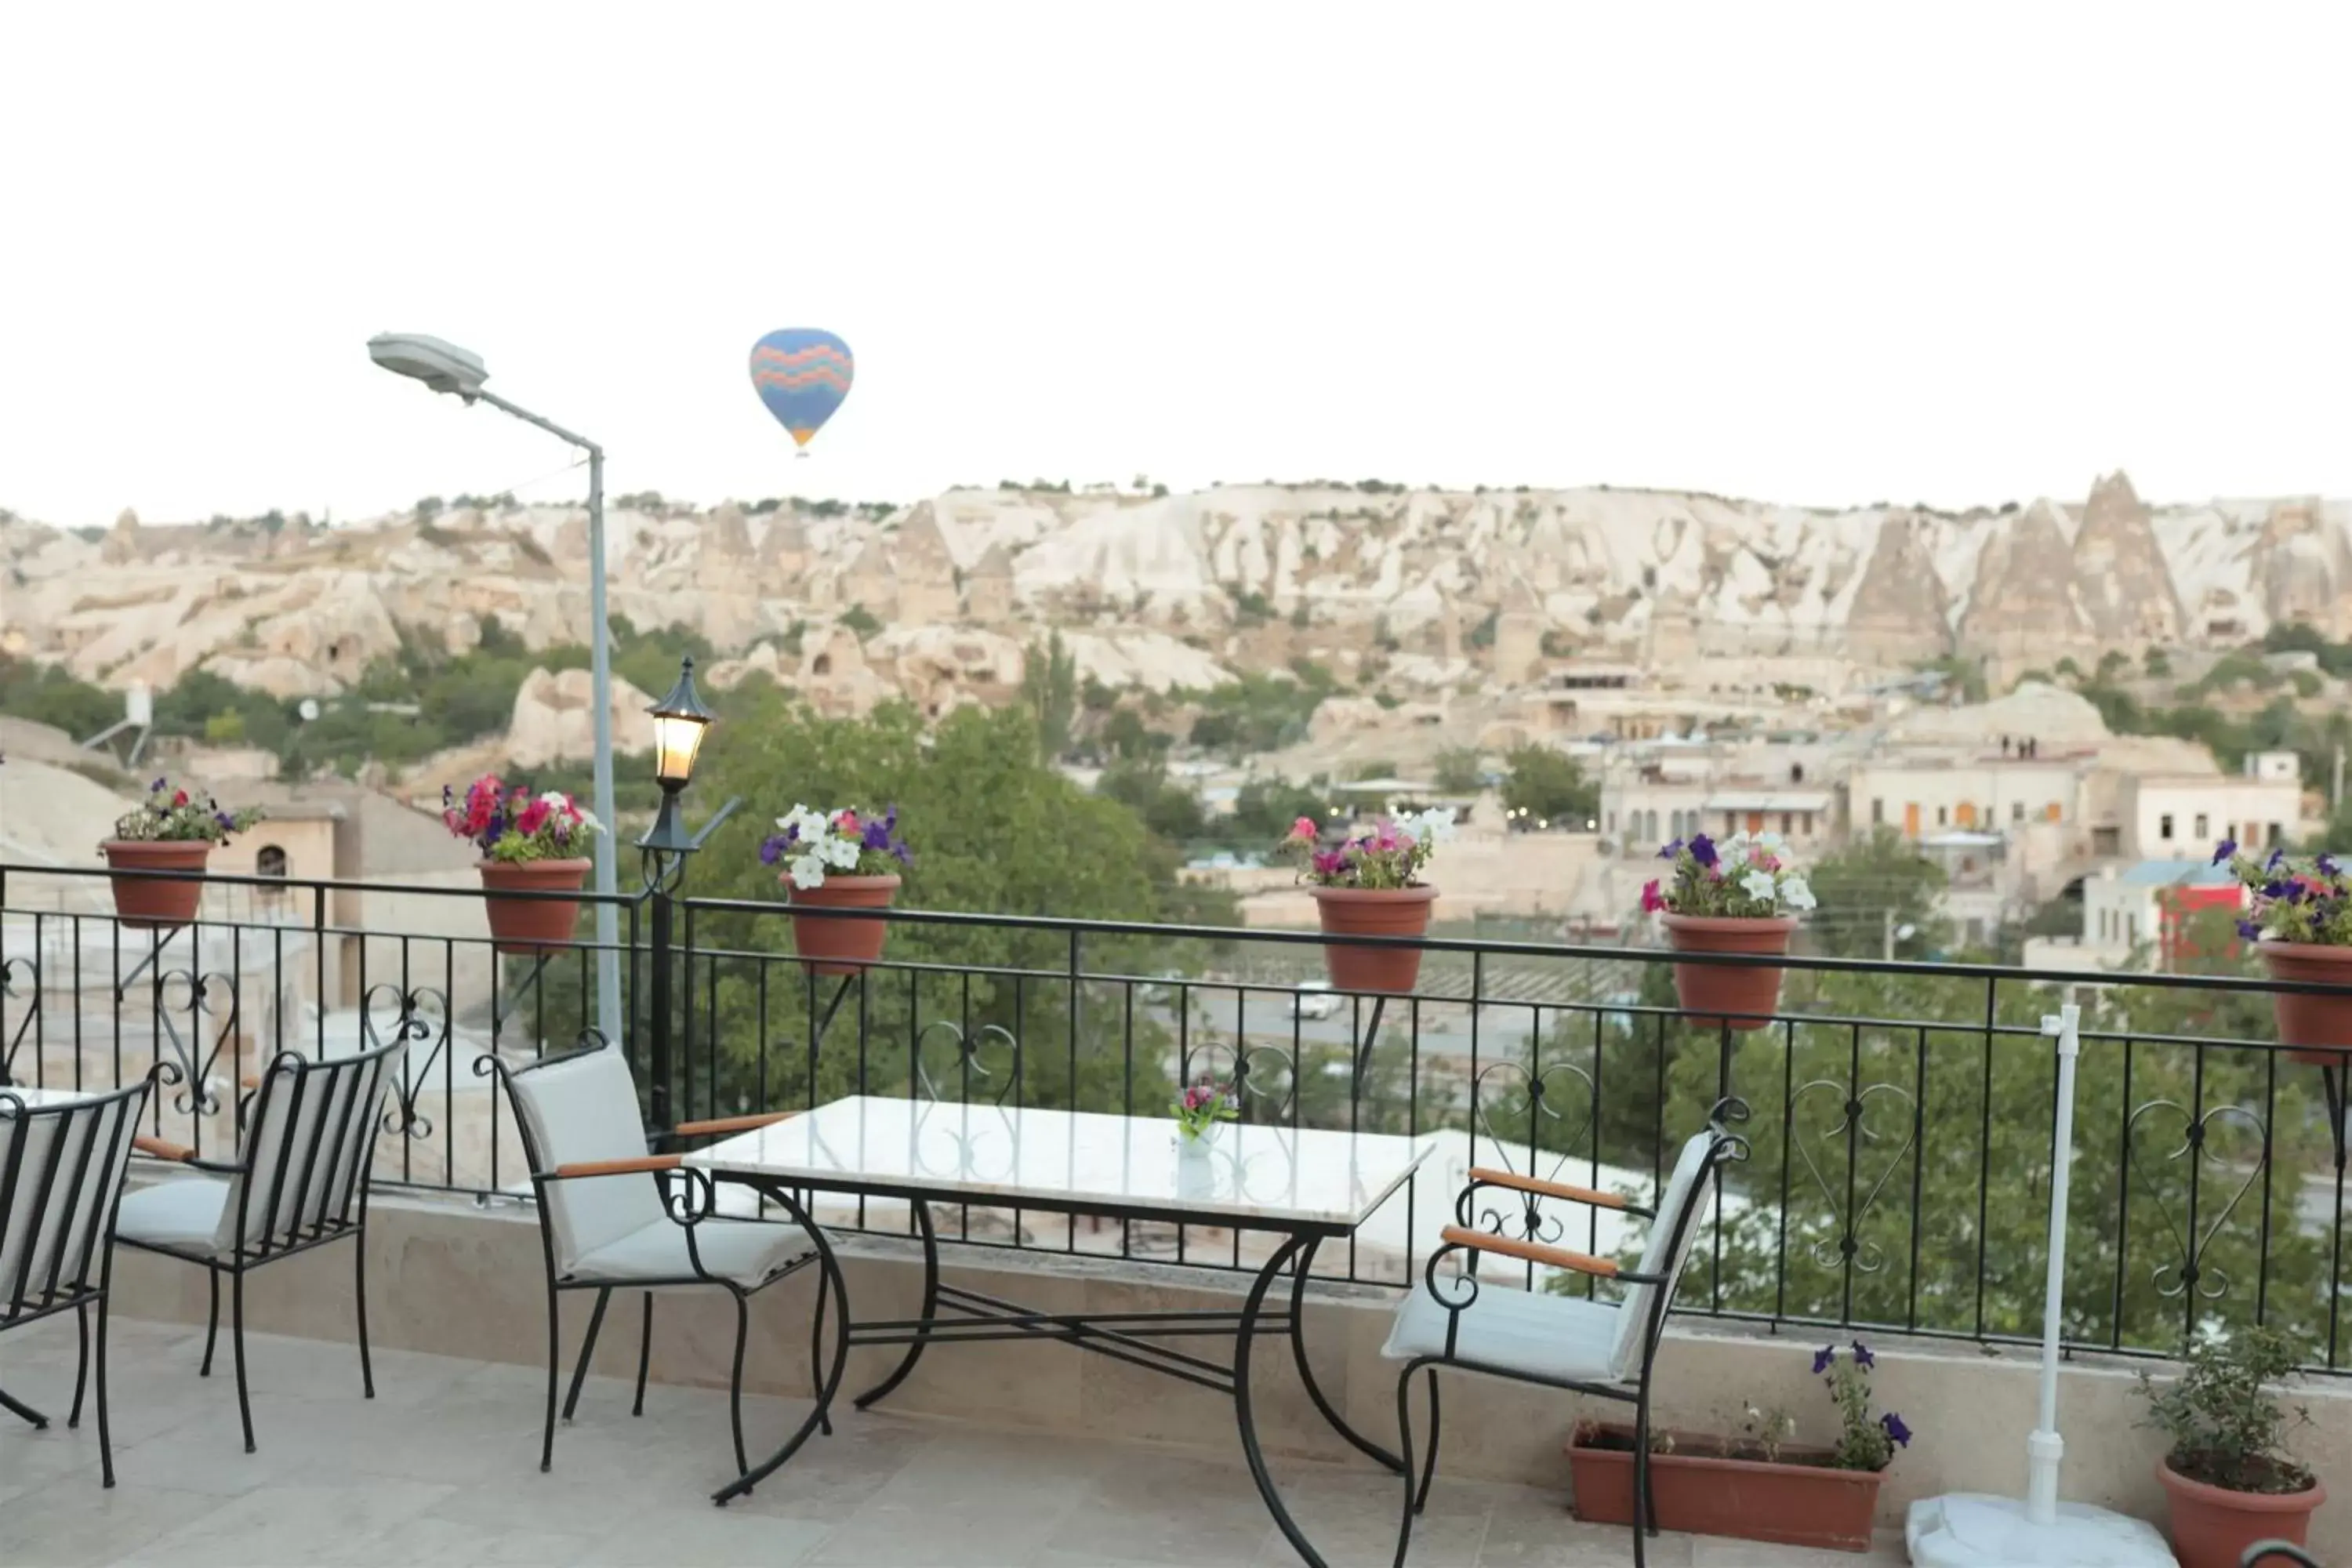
[702, 1171, 1405, 1568]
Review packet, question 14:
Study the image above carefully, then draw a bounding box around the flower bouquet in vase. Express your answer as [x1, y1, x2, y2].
[1643, 832, 1814, 1029]
[444, 776, 601, 955]
[764, 805, 912, 974]
[1170, 1075, 1239, 1151]
[100, 778, 263, 928]
[1277, 809, 1454, 994]
[2215, 839, 2352, 1064]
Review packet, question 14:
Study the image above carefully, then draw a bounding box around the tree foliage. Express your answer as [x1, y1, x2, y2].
[1501, 743, 1597, 826]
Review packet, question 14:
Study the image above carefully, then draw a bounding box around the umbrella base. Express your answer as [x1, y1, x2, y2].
[1907, 1494, 2176, 1566]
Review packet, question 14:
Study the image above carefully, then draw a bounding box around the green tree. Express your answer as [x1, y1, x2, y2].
[2145, 647, 2172, 677]
[1501, 743, 1597, 826]
[1800, 827, 1948, 959]
[838, 604, 883, 639]
[1096, 757, 1208, 844]
[1021, 630, 1080, 763]
[1433, 746, 1486, 795]
[1227, 777, 1337, 845]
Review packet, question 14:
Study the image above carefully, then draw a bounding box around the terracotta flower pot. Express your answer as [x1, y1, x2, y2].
[1567, 1421, 1880, 1552]
[1661, 913, 1798, 1032]
[786, 873, 901, 975]
[2156, 1456, 2325, 1568]
[2261, 943, 2352, 1066]
[1309, 885, 1436, 995]
[100, 840, 212, 929]
[477, 858, 590, 956]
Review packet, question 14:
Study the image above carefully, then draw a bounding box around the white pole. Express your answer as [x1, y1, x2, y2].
[2026, 1001, 2080, 1528]
[585, 446, 622, 1052]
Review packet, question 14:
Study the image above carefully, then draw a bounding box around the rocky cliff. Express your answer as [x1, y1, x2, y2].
[4, 476, 2347, 707]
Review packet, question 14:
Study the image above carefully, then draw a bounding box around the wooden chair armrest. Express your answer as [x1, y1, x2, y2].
[1439, 1224, 1618, 1278]
[1467, 1166, 1638, 1212]
[673, 1109, 797, 1138]
[552, 1155, 681, 1179]
[132, 1135, 197, 1163]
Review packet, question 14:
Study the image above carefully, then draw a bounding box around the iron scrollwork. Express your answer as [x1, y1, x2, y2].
[2125, 1099, 2267, 1302]
[1788, 1077, 1916, 1274]
[0, 956, 36, 1085]
[362, 983, 453, 1142]
[152, 967, 239, 1118]
[1467, 1059, 1596, 1245]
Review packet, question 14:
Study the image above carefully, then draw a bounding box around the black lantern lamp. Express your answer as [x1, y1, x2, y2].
[641, 657, 717, 860]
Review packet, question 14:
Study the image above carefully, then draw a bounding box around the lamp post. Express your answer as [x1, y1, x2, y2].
[639, 657, 720, 1133]
[365, 333, 621, 1052]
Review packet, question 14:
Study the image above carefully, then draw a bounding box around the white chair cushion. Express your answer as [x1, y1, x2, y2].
[1607, 1129, 1718, 1377]
[1381, 1278, 1622, 1384]
[503, 1048, 667, 1276]
[115, 1175, 234, 1259]
[567, 1215, 810, 1290]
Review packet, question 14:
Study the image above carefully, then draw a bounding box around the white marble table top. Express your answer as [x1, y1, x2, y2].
[686, 1096, 1434, 1231]
[0, 1084, 108, 1109]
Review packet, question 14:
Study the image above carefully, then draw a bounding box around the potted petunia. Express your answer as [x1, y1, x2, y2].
[443, 776, 602, 955]
[1169, 1073, 1240, 1150]
[1276, 809, 1454, 995]
[100, 777, 263, 928]
[2138, 1325, 2323, 1568]
[1643, 830, 1815, 1029]
[2216, 840, 2352, 1064]
[1569, 1340, 1907, 1554]
[764, 804, 912, 974]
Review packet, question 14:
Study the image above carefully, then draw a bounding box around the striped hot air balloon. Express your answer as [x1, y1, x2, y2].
[748, 328, 854, 456]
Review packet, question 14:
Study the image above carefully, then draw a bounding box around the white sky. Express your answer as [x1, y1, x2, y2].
[2, 3, 2346, 529]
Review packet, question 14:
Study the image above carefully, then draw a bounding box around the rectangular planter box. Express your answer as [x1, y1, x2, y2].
[1566, 1421, 1882, 1553]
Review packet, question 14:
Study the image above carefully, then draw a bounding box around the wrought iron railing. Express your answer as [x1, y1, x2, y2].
[6, 858, 2351, 1377]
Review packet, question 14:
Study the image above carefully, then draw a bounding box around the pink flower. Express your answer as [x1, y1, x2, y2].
[1640, 879, 1665, 913]
[1289, 817, 1319, 841]
[1311, 850, 1349, 878]
[836, 809, 861, 834]
[516, 798, 552, 837]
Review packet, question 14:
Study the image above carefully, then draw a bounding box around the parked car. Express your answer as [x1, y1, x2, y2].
[1291, 982, 1344, 1022]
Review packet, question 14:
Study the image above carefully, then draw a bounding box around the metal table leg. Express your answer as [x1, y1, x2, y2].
[1287, 1236, 1403, 1472]
[1235, 1234, 1327, 1568]
[851, 1198, 937, 1410]
[712, 1182, 851, 1507]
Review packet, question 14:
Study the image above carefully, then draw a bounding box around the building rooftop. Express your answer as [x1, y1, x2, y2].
[2109, 858, 2241, 889]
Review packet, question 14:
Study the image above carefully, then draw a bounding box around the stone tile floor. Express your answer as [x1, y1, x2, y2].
[0, 1317, 1907, 1566]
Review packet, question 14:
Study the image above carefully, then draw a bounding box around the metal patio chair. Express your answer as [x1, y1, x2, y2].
[0, 1075, 157, 1487]
[1381, 1097, 1749, 1568]
[113, 1037, 403, 1454]
[2244, 1544, 2321, 1567]
[482, 1040, 818, 1479]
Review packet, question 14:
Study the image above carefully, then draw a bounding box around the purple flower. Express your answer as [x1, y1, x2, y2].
[151, 777, 168, 793]
[2268, 848, 2287, 871]
[1689, 833, 1719, 869]
[759, 834, 789, 866]
[2238, 920, 2264, 941]
[1811, 1345, 1835, 1375]
[2321, 855, 2341, 878]
[214, 811, 235, 832]
[1657, 838, 1684, 861]
[2263, 880, 2291, 901]
[2212, 840, 2237, 866]
[1851, 1339, 1875, 1370]
[1881, 1411, 1911, 1448]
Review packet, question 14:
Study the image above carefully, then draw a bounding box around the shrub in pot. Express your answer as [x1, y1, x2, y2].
[2215, 839, 2352, 1064]
[443, 775, 602, 956]
[1570, 1341, 1908, 1553]
[2137, 1324, 2324, 1568]
[1276, 808, 1454, 994]
[100, 778, 263, 929]
[765, 804, 911, 974]
[1642, 831, 1817, 1029]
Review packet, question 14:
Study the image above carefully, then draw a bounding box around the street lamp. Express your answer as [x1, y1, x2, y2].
[367, 332, 622, 1051]
[641, 657, 717, 863]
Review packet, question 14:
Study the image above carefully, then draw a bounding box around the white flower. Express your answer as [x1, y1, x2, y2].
[788, 853, 827, 890]
[822, 835, 862, 869]
[1407, 807, 1457, 844]
[1740, 869, 1777, 902]
[1758, 830, 1784, 851]
[1782, 876, 1817, 912]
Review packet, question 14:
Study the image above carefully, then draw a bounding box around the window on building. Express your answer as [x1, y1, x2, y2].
[2270, 822, 2285, 846]
[2194, 813, 2208, 840]
[256, 845, 288, 878]
[1779, 812, 1792, 835]
[2012, 800, 2024, 823]
[1802, 811, 1814, 835]
[2100, 910, 2111, 941]
[2128, 913, 2140, 943]
[1936, 805, 1948, 827]
[2159, 814, 2175, 841]
[1871, 798, 1884, 826]
[1606, 811, 1617, 834]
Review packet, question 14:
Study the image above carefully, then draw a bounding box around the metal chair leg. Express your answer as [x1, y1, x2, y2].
[199, 1266, 220, 1377]
[728, 1287, 751, 1480]
[539, 1287, 560, 1472]
[811, 1266, 832, 1437]
[1632, 1388, 1652, 1568]
[631, 1292, 652, 1417]
[1391, 1367, 1417, 1568]
[69, 1300, 89, 1428]
[1413, 1368, 1440, 1515]
[354, 1232, 375, 1399]
[230, 1269, 255, 1454]
[562, 1287, 611, 1423]
[96, 1294, 115, 1488]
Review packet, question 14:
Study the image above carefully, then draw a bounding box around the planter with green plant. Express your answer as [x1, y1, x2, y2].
[764, 804, 912, 974]
[1276, 808, 1453, 994]
[2138, 1325, 2324, 1568]
[1642, 830, 1817, 1029]
[100, 777, 263, 928]
[1568, 1341, 1906, 1553]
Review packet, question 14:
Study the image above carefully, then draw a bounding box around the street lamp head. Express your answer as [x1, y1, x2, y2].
[648, 656, 717, 788]
[366, 332, 488, 398]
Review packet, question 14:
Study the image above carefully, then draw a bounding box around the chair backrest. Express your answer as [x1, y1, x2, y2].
[1606, 1116, 1739, 1379]
[217, 1038, 402, 1258]
[0, 1079, 154, 1322]
[499, 1045, 663, 1276]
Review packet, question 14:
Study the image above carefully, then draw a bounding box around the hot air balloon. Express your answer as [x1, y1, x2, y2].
[748, 328, 854, 456]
